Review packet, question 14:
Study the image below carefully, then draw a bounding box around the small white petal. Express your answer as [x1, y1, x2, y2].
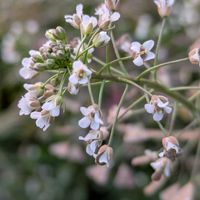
[143, 40, 155, 51]
[90, 120, 100, 130]
[144, 104, 154, 114]
[78, 117, 91, 128]
[79, 77, 89, 85]
[76, 4, 83, 16]
[144, 52, 155, 61]
[80, 107, 90, 116]
[153, 112, 164, 122]
[164, 106, 172, 114]
[98, 151, 108, 165]
[133, 56, 144, 67]
[30, 111, 40, 119]
[94, 113, 103, 124]
[69, 74, 79, 85]
[50, 106, 60, 117]
[110, 12, 120, 22]
[157, 99, 169, 108]
[130, 42, 141, 53]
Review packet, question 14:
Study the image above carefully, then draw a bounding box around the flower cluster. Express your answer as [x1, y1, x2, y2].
[18, 0, 199, 177]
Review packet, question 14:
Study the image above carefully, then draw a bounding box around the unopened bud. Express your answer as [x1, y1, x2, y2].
[93, 31, 110, 47]
[95, 145, 113, 167]
[154, 0, 175, 18]
[189, 48, 200, 65]
[105, 0, 119, 11]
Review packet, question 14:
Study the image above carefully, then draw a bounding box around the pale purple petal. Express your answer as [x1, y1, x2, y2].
[144, 104, 154, 114]
[157, 99, 169, 108]
[133, 56, 144, 67]
[78, 117, 91, 128]
[110, 12, 120, 22]
[144, 52, 155, 61]
[69, 74, 79, 84]
[90, 120, 100, 130]
[153, 112, 164, 122]
[80, 107, 90, 116]
[143, 40, 154, 51]
[164, 106, 172, 114]
[130, 42, 141, 53]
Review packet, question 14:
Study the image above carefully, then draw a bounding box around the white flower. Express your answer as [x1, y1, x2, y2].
[154, 0, 175, 18]
[95, 4, 120, 29]
[95, 145, 113, 167]
[18, 93, 40, 116]
[79, 130, 104, 157]
[69, 61, 92, 85]
[130, 40, 155, 67]
[189, 48, 200, 65]
[67, 82, 80, 95]
[64, 4, 83, 29]
[144, 95, 172, 122]
[42, 95, 63, 117]
[78, 105, 103, 130]
[30, 110, 51, 131]
[151, 157, 172, 178]
[19, 57, 38, 79]
[93, 31, 110, 47]
[80, 15, 97, 35]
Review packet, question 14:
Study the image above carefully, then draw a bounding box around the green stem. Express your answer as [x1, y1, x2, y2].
[136, 57, 189, 80]
[108, 84, 129, 146]
[97, 56, 132, 74]
[88, 80, 95, 105]
[58, 71, 68, 96]
[169, 102, 177, 134]
[170, 86, 200, 91]
[76, 45, 95, 60]
[93, 56, 125, 76]
[153, 17, 166, 80]
[110, 31, 128, 74]
[92, 74, 197, 114]
[75, 35, 87, 59]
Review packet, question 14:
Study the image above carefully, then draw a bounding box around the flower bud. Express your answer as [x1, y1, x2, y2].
[93, 31, 110, 47]
[105, 0, 119, 11]
[95, 145, 113, 167]
[81, 22, 93, 36]
[45, 26, 67, 42]
[154, 0, 175, 18]
[188, 48, 200, 65]
[54, 26, 67, 41]
[160, 136, 181, 160]
[24, 82, 43, 97]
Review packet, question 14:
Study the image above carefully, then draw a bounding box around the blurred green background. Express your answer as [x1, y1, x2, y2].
[0, 0, 200, 199]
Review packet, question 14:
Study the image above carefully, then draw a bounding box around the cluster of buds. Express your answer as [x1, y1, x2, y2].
[150, 136, 181, 181]
[153, 0, 175, 18]
[144, 95, 172, 122]
[19, 26, 70, 80]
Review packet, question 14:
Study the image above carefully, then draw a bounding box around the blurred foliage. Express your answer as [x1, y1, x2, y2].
[0, 0, 200, 199]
